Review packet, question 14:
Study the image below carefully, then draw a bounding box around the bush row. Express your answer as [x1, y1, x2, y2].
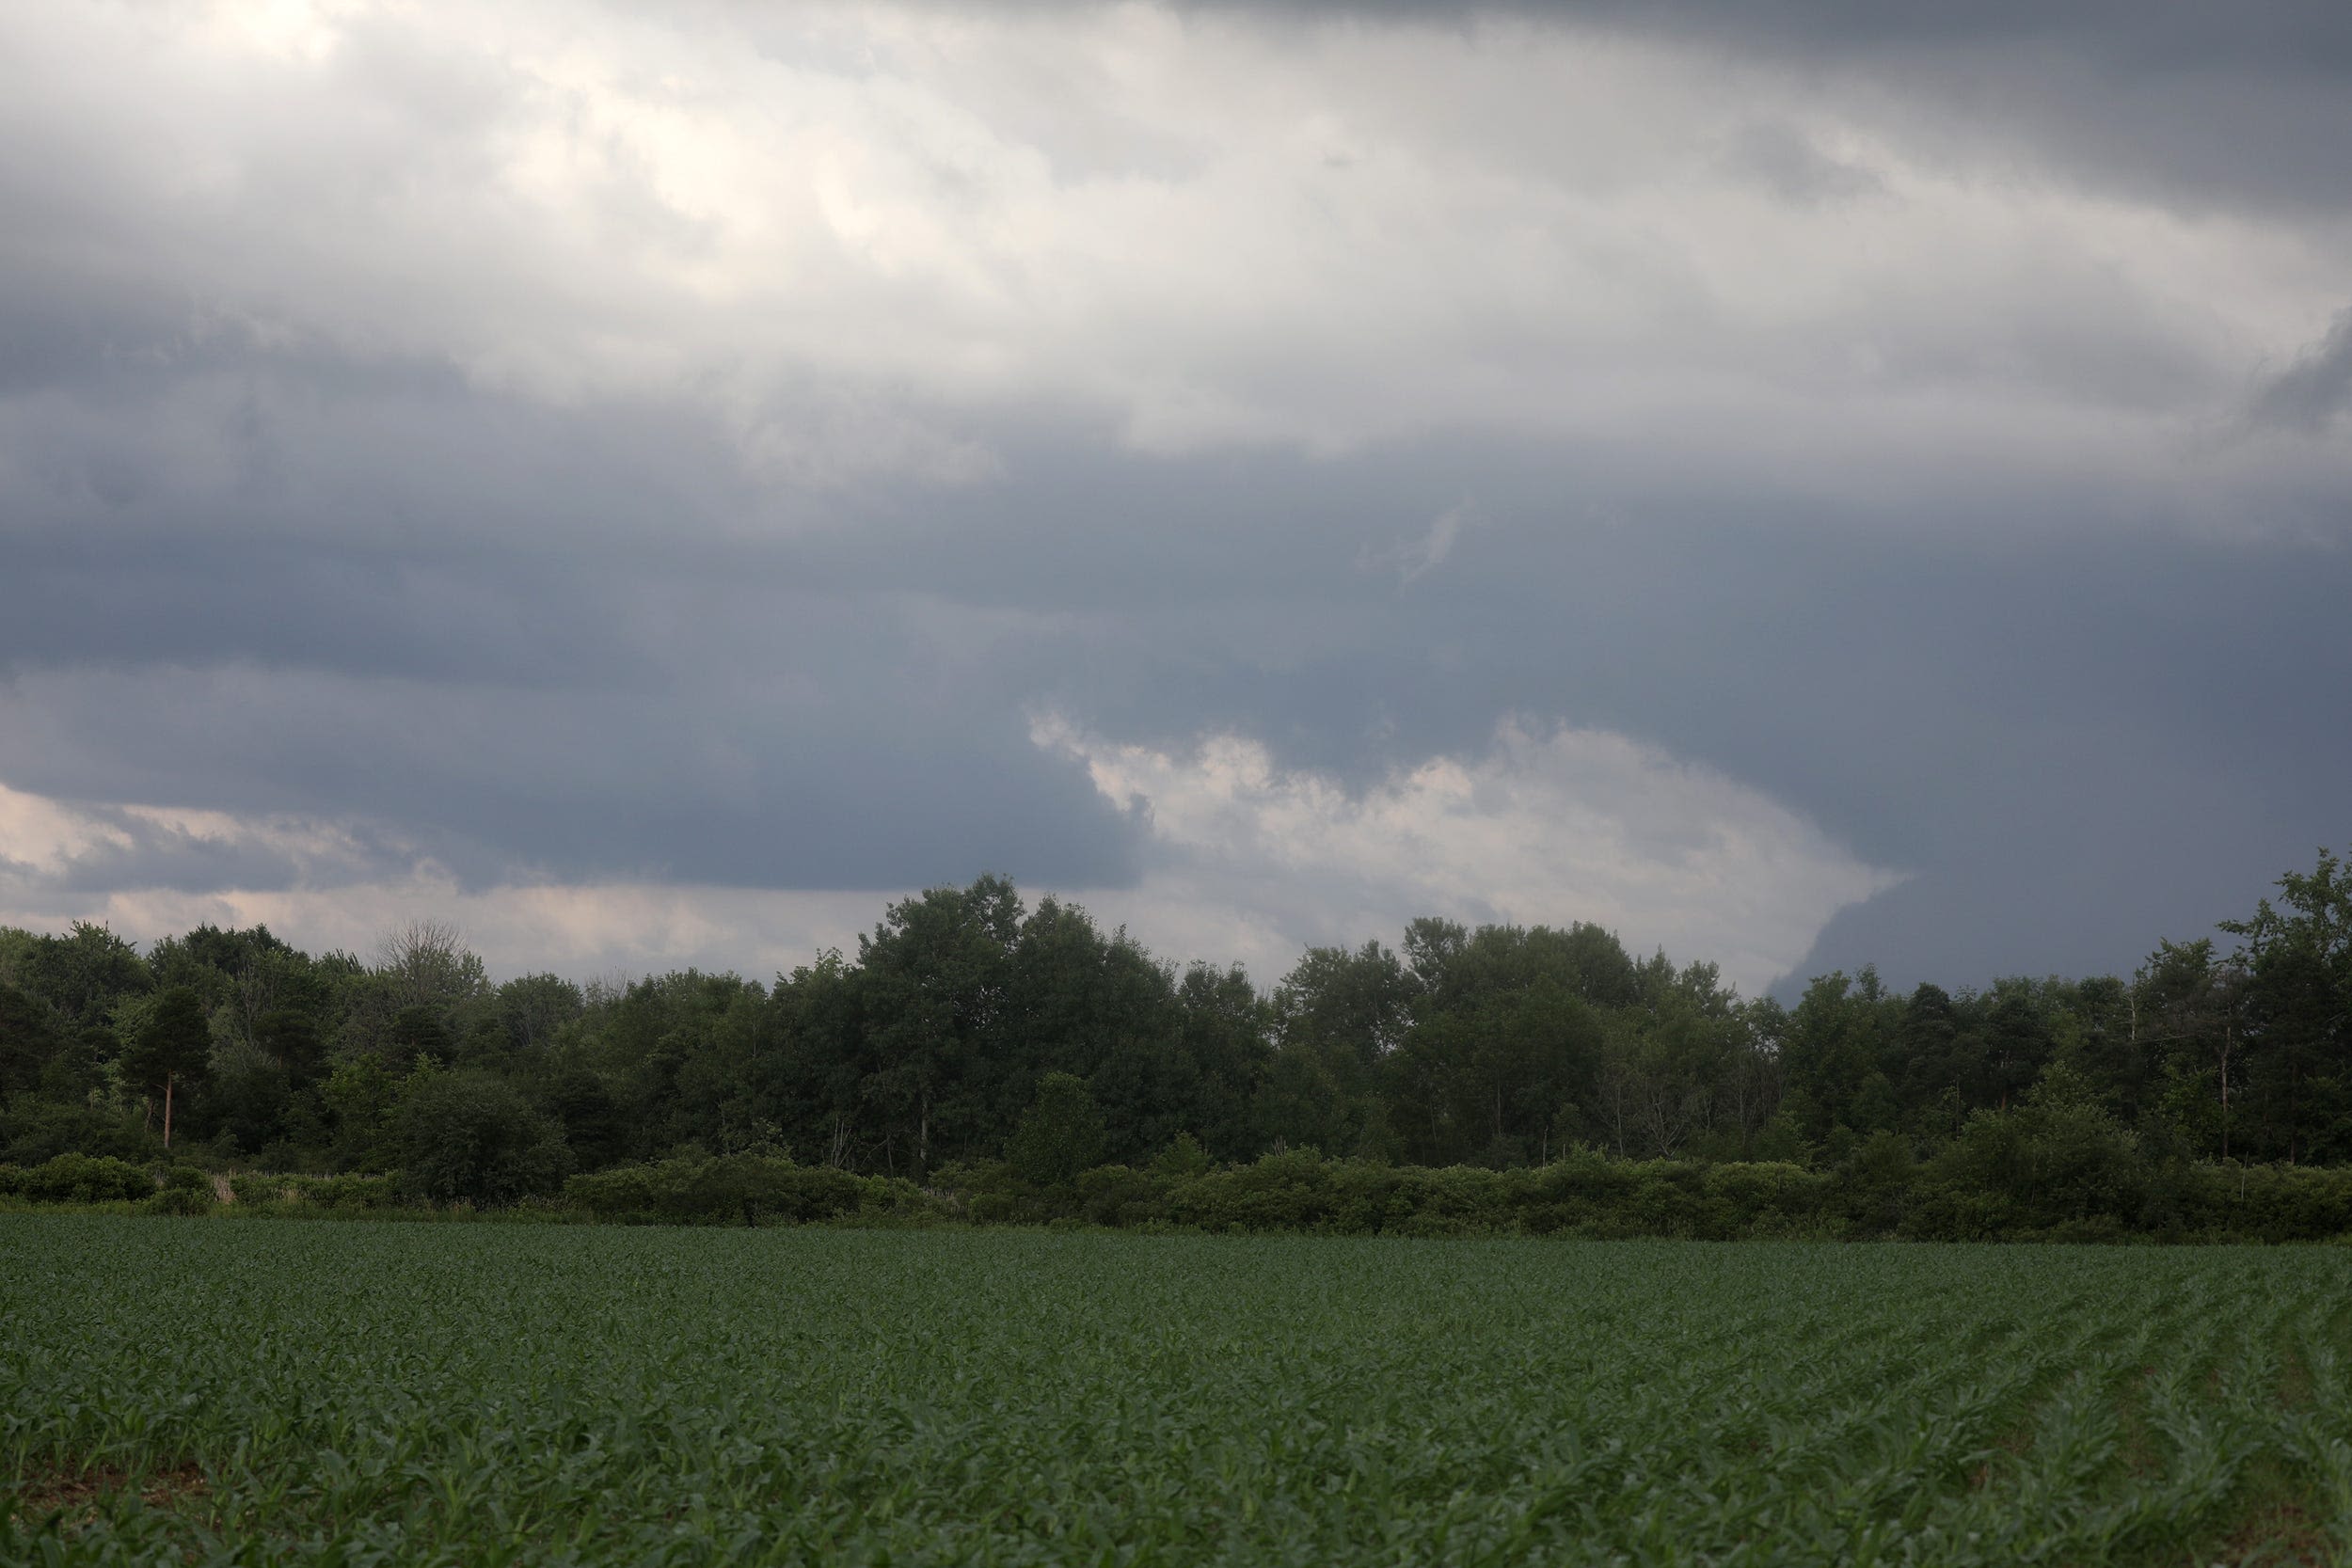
[940, 1146, 2352, 1243]
[563, 1153, 931, 1226]
[0, 1154, 226, 1214]
[11, 1146, 2352, 1243]
[0, 1152, 158, 1203]
[226, 1172, 403, 1210]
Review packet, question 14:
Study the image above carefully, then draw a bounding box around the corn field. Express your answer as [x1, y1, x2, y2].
[6, 1216, 2351, 1564]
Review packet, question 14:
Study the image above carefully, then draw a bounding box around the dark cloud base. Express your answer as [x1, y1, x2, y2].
[6, 383, 2348, 998]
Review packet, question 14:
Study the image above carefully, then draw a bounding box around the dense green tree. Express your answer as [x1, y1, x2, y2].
[0, 980, 63, 1097]
[497, 974, 586, 1053]
[6, 850, 2349, 1199]
[387, 1005, 455, 1071]
[38, 1028, 114, 1105]
[322, 1054, 398, 1166]
[2135, 938, 2247, 1160]
[389, 1069, 572, 1205]
[206, 1040, 292, 1156]
[549, 1069, 628, 1168]
[254, 1008, 325, 1081]
[1779, 970, 1899, 1146]
[13, 922, 151, 1026]
[122, 986, 213, 1148]
[854, 877, 1023, 1175]
[2224, 847, 2352, 1163]
[1007, 1071, 1106, 1187]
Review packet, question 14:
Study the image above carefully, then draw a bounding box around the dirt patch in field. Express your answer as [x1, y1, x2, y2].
[7, 1462, 209, 1526]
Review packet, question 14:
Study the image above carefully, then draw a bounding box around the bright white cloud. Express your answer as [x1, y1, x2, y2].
[1034, 715, 1901, 994]
[4, 0, 2345, 506]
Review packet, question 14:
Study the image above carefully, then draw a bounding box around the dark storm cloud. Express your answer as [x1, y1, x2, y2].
[826, 442, 2352, 990]
[2, 0, 2347, 989]
[12, 344, 2345, 990]
[0, 325, 1142, 893]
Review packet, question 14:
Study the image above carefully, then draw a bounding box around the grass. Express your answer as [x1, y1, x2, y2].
[6, 1216, 2352, 1564]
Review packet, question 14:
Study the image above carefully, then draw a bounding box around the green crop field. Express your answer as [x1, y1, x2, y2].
[6, 1218, 2352, 1565]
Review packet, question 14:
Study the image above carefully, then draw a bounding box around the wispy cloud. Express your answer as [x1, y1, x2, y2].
[2248, 309, 2352, 435]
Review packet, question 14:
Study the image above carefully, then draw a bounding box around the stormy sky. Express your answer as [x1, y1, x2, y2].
[2, 1, 2347, 996]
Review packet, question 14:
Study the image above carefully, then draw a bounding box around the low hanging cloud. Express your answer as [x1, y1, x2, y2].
[0, 779, 908, 981]
[1034, 715, 1901, 994]
[2, 715, 1898, 996]
[0, 783, 409, 898]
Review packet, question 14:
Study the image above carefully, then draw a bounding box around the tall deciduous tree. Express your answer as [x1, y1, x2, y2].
[125, 986, 212, 1148]
[2223, 847, 2352, 1163]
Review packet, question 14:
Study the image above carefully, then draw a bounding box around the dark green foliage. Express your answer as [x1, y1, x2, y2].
[6, 921, 151, 1025]
[253, 1008, 324, 1077]
[0, 1099, 153, 1164]
[1152, 1130, 1213, 1178]
[1007, 1071, 1106, 1187]
[8, 847, 2352, 1240]
[387, 1070, 571, 1206]
[121, 986, 212, 1103]
[205, 1043, 292, 1157]
[2, 1152, 152, 1202]
[2221, 847, 2352, 1164]
[548, 1069, 628, 1168]
[563, 1153, 904, 1225]
[146, 1184, 214, 1215]
[221, 1171, 399, 1210]
[495, 973, 584, 1052]
[386, 1005, 454, 1071]
[159, 1164, 211, 1194]
[37, 1029, 112, 1104]
[0, 981, 63, 1097]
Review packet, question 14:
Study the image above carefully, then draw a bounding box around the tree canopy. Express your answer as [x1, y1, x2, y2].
[4, 847, 2349, 1187]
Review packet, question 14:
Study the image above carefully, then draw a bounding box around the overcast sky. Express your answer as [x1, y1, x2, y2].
[3, 1, 2348, 996]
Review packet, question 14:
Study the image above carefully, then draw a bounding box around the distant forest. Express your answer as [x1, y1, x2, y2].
[1, 847, 2345, 1191]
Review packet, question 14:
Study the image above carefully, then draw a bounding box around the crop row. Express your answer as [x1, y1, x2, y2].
[8, 1218, 2352, 1563]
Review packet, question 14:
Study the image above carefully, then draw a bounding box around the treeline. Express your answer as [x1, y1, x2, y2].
[0, 848, 2345, 1218]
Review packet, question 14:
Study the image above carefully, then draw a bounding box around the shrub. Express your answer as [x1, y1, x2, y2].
[146, 1185, 213, 1215]
[1078, 1164, 1171, 1227]
[564, 1153, 877, 1226]
[230, 1173, 296, 1206]
[1008, 1073, 1107, 1189]
[21, 1152, 152, 1203]
[298, 1173, 401, 1210]
[389, 1070, 572, 1207]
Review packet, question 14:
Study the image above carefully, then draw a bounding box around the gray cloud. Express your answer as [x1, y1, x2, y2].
[1718, 122, 1883, 205]
[0, 1, 2347, 991]
[1188, 0, 2352, 213]
[2249, 310, 2352, 435]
